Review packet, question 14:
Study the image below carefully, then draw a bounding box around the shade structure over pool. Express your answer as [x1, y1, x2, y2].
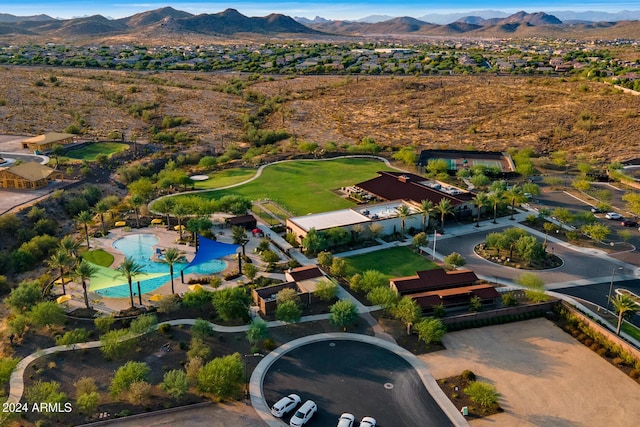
[183, 235, 239, 272]
[87, 262, 169, 292]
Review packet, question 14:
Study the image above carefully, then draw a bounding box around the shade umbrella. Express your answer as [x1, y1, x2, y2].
[56, 295, 72, 304]
[188, 284, 203, 292]
[151, 219, 163, 225]
[149, 294, 164, 302]
[174, 225, 185, 231]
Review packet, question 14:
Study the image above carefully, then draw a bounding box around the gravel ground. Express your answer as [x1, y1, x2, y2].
[421, 318, 640, 427]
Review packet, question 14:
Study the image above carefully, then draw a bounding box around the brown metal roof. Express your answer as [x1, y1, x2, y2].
[391, 268, 479, 295]
[356, 171, 471, 205]
[288, 265, 324, 282]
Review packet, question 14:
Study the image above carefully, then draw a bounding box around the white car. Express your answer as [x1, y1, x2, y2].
[271, 394, 300, 418]
[605, 212, 622, 220]
[359, 417, 377, 427]
[289, 400, 317, 427]
[337, 413, 355, 427]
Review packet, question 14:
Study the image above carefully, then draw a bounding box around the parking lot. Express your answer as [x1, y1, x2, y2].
[262, 340, 453, 427]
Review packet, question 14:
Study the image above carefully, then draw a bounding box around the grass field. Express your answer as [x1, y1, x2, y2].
[64, 142, 129, 161]
[80, 249, 114, 267]
[189, 158, 395, 215]
[193, 168, 257, 189]
[344, 246, 440, 279]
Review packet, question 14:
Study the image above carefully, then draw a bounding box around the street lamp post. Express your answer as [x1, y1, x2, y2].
[606, 267, 623, 312]
[244, 353, 264, 400]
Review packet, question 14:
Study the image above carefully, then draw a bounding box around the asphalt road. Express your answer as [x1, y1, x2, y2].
[262, 340, 453, 427]
[434, 225, 634, 287]
[554, 279, 640, 327]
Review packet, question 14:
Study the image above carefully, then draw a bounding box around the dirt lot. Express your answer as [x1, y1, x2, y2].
[422, 318, 640, 427]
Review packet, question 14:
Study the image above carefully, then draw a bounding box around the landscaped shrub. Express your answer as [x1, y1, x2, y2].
[158, 323, 171, 334]
[464, 381, 500, 408]
[461, 370, 476, 381]
[263, 338, 276, 351]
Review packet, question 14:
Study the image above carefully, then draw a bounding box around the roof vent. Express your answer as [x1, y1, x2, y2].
[398, 175, 410, 183]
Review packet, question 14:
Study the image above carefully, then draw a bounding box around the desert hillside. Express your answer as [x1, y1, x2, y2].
[0, 67, 638, 161]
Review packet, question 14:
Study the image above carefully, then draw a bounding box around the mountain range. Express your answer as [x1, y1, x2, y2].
[0, 7, 638, 40]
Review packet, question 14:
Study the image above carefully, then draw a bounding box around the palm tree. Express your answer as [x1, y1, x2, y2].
[488, 189, 504, 224]
[58, 235, 80, 258]
[73, 260, 97, 310]
[129, 194, 145, 229]
[472, 192, 489, 227]
[48, 250, 73, 295]
[434, 198, 454, 232]
[117, 257, 145, 308]
[94, 200, 110, 236]
[504, 185, 525, 220]
[611, 294, 639, 335]
[171, 203, 188, 240]
[76, 210, 93, 249]
[419, 199, 434, 231]
[162, 248, 184, 295]
[396, 204, 411, 238]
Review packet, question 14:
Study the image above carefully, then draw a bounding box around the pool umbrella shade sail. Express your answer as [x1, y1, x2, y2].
[183, 235, 239, 272]
[56, 295, 72, 304]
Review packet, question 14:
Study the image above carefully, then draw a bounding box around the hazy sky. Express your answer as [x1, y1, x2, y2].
[2, 0, 640, 20]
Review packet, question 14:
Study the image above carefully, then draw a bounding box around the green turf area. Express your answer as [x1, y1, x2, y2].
[344, 246, 440, 279]
[63, 142, 129, 161]
[193, 168, 256, 189]
[80, 249, 114, 267]
[189, 158, 394, 216]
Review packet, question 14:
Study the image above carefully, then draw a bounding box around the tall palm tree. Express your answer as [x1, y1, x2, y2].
[611, 294, 639, 335]
[73, 260, 97, 310]
[58, 235, 80, 258]
[472, 192, 489, 227]
[488, 189, 504, 224]
[76, 210, 93, 249]
[419, 199, 434, 231]
[94, 200, 110, 236]
[434, 198, 454, 231]
[504, 185, 525, 220]
[117, 257, 145, 308]
[171, 203, 188, 240]
[129, 194, 145, 229]
[396, 204, 411, 238]
[48, 250, 73, 295]
[162, 248, 184, 295]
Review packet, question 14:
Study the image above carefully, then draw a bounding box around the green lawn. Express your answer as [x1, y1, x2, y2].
[193, 168, 257, 189]
[80, 249, 114, 267]
[190, 158, 394, 216]
[344, 246, 440, 279]
[64, 142, 129, 161]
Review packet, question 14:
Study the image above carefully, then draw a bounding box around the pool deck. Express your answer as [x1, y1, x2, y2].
[61, 226, 281, 314]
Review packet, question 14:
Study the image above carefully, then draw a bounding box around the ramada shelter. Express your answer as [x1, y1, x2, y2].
[251, 265, 327, 315]
[0, 162, 62, 190]
[21, 132, 76, 152]
[390, 268, 500, 314]
[354, 171, 476, 221]
[286, 199, 423, 244]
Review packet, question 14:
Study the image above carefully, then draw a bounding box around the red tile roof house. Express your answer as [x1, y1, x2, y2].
[390, 268, 500, 314]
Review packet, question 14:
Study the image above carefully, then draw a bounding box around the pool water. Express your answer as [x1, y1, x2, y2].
[97, 234, 227, 298]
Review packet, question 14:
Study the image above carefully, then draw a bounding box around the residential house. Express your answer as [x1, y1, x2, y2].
[21, 132, 75, 152]
[252, 265, 326, 315]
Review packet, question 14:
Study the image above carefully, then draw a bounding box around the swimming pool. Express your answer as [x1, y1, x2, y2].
[97, 233, 227, 298]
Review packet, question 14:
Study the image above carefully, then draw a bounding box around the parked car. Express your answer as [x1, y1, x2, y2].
[271, 394, 301, 418]
[605, 212, 623, 220]
[590, 206, 602, 213]
[359, 417, 377, 427]
[621, 219, 638, 227]
[337, 413, 355, 427]
[290, 400, 317, 427]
